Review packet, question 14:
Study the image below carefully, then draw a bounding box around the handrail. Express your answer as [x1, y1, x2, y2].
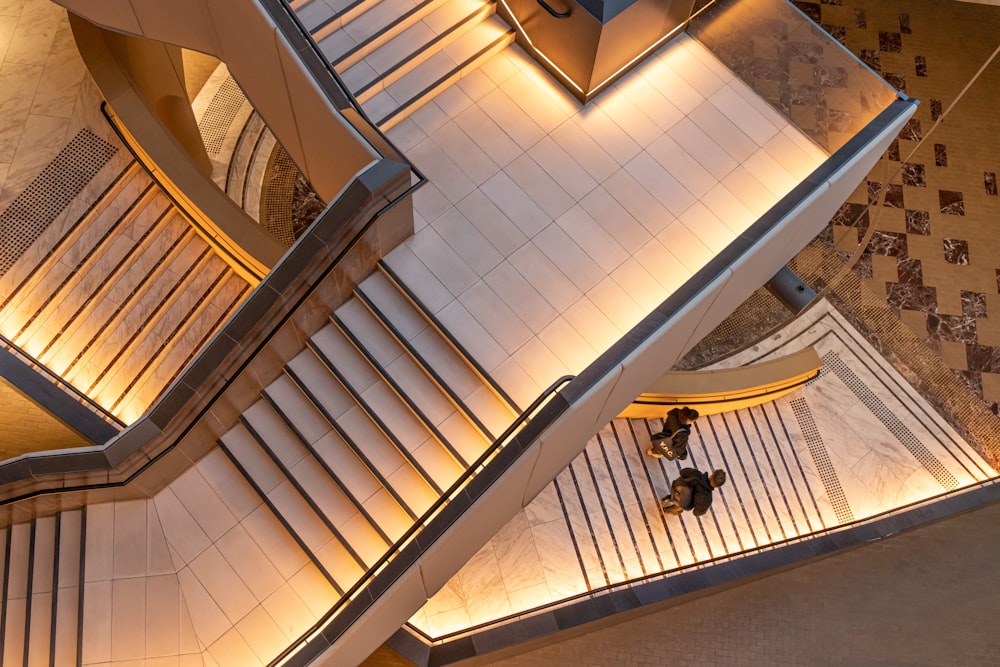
[267, 0, 427, 185]
[413, 474, 1000, 643]
[536, 0, 570, 18]
[0, 333, 124, 428]
[99, 102, 266, 282]
[268, 374, 575, 666]
[0, 158, 420, 505]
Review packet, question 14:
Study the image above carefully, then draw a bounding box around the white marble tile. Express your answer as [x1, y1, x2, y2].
[145, 574, 181, 659]
[81, 580, 112, 664]
[112, 499, 147, 580]
[537, 316, 597, 374]
[458, 280, 533, 354]
[480, 170, 552, 238]
[429, 120, 500, 186]
[532, 224, 606, 293]
[483, 260, 557, 333]
[207, 627, 264, 667]
[453, 104, 522, 167]
[503, 152, 576, 221]
[261, 585, 316, 641]
[578, 185, 652, 255]
[477, 87, 546, 151]
[236, 606, 290, 663]
[85, 503, 115, 583]
[454, 189, 528, 257]
[432, 205, 503, 276]
[508, 242, 582, 312]
[406, 224, 479, 297]
[554, 204, 629, 274]
[573, 103, 643, 167]
[169, 466, 238, 543]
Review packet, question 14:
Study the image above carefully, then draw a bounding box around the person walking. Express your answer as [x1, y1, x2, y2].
[660, 468, 727, 516]
[646, 406, 699, 460]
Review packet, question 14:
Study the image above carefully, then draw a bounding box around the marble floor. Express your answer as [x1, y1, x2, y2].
[382, 32, 829, 408]
[410, 298, 995, 639]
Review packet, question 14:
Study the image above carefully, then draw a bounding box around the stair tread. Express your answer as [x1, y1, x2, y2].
[267, 374, 335, 445]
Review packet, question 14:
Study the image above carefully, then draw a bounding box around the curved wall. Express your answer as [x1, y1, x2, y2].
[54, 0, 379, 207]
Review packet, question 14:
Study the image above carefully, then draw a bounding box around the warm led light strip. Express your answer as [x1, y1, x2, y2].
[497, 0, 718, 98]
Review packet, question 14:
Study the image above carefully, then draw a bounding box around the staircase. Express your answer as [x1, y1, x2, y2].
[0, 510, 84, 666]
[217, 262, 518, 603]
[0, 163, 252, 423]
[296, 0, 515, 128]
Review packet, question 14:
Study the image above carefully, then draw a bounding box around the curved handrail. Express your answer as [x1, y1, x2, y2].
[0, 333, 124, 429]
[268, 374, 575, 666]
[536, 0, 570, 18]
[100, 101, 267, 282]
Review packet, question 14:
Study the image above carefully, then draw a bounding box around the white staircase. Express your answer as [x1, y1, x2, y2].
[217, 263, 518, 606]
[0, 163, 252, 422]
[299, 0, 515, 128]
[0, 510, 84, 667]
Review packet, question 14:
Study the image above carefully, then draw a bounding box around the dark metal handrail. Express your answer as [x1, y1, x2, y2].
[0, 333, 123, 428]
[536, 0, 570, 18]
[268, 374, 575, 666]
[266, 0, 427, 184]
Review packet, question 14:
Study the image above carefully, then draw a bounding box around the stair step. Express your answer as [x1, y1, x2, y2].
[38, 211, 191, 369]
[244, 400, 391, 564]
[0, 181, 165, 339]
[219, 426, 365, 594]
[334, 299, 490, 461]
[310, 325, 465, 491]
[286, 349, 438, 517]
[52, 510, 83, 667]
[267, 374, 414, 541]
[344, 0, 494, 102]
[26, 516, 56, 666]
[0, 163, 146, 312]
[2, 522, 31, 666]
[365, 268, 519, 429]
[320, 0, 453, 71]
[369, 15, 515, 129]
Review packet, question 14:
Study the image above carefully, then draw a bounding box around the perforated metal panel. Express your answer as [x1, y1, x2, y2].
[199, 76, 247, 155]
[0, 129, 117, 278]
[791, 396, 855, 524]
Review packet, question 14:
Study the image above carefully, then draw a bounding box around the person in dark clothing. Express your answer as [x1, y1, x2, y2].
[646, 406, 699, 460]
[660, 468, 726, 516]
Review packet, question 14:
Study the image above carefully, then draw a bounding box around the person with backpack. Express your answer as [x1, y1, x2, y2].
[660, 468, 727, 516]
[646, 406, 699, 461]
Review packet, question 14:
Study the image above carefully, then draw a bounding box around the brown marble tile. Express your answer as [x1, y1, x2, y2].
[939, 190, 965, 215]
[824, 24, 847, 44]
[896, 257, 923, 285]
[883, 72, 906, 93]
[985, 172, 997, 196]
[901, 163, 926, 187]
[899, 13, 912, 34]
[854, 8, 866, 28]
[869, 230, 907, 257]
[878, 31, 902, 52]
[793, 1, 821, 23]
[943, 238, 969, 264]
[905, 209, 930, 235]
[900, 118, 922, 141]
[930, 99, 942, 120]
[962, 291, 988, 319]
[914, 55, 927, 77]
[966, 344, 1000, 374]
[886, 138, 900, 161]
[935, 314, 977, 344]
[858, 48, 881, 70]
[934, 144, 947, 167]
[886, 283, 937, 312]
